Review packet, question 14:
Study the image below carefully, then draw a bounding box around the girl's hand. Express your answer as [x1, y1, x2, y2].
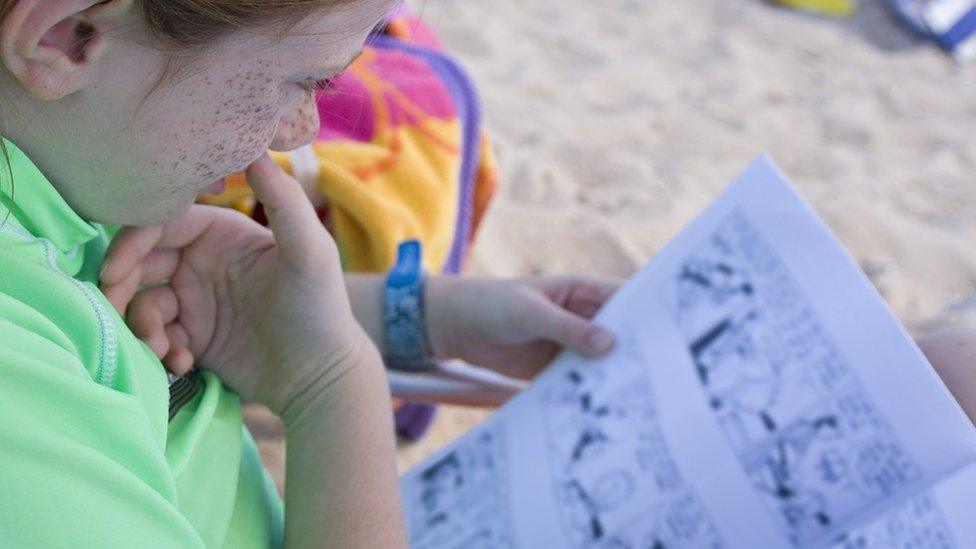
[426, 276, 621, 380]
[99, 155, 374, 418]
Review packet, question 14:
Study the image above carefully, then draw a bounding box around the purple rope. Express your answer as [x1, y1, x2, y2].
[370, 36, 487, 441]
[370, 35, 483, 275]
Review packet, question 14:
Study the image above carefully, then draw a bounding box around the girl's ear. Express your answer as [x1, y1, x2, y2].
[0, 0, 134, 100]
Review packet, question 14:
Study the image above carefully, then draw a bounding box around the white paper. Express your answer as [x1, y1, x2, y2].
[830, 461, 976, 548]
[399, 156, 976, 548]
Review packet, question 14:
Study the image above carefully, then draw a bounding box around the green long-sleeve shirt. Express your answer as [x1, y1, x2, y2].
[0, 139, 283, 547]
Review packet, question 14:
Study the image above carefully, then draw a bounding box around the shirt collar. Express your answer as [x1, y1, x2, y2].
[1, 138, 99, 252]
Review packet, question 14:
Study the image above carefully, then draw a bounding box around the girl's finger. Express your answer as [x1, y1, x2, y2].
[165, 322, 191, 354]
[562, 277, 623, 319]
[163, 345, 195, 377]
[519, 294, 616, 358]
[102, 264, 143, 315]
[146, 332, 171, 360]
[140, 249, 181, 286]
[127, 286, 179, 358]
[130, 285, 180, 327]
[572, 301, 602, 321]
[100, 225, 162, 286]
[245, 154, 331, 266]
[101, 205, 227, 285]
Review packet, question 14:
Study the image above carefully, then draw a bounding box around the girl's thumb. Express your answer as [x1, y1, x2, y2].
[245, 154, 329, 262]
[529, 297, 616, 358]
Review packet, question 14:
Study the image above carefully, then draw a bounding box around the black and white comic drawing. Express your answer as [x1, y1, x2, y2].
[404, 424, 515, 549]
[541, 353, 724, 549]
[667, 212, 924, 545]
[830, 493, 956, 549]
[399, 164, 976, 549]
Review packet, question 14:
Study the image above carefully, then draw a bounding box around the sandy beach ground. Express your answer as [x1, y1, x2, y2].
[249, 0, 976, 489]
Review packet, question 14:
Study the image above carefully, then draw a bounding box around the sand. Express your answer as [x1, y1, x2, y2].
[248, 0, 976, 489]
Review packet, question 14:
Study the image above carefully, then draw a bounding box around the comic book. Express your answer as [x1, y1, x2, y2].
[398, 156, 976, 548]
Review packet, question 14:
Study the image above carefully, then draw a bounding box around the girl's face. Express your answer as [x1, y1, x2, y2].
[1, 0, 395, 225]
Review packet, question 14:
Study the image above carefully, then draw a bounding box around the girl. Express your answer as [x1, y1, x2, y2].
[4, 1, 975, 548]
[0, 1, 619, 547]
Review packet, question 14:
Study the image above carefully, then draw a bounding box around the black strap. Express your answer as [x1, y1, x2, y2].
[168, 371, 202, 421]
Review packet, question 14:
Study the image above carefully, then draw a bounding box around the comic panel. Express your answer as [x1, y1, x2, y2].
[541, 356, 724, 548]
[830, 493, 956, 549]
[665, 211, 922, 546]
[404, 423, 516, 549]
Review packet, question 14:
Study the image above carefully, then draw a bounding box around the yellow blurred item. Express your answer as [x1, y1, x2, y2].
[774, 0, 858, 16]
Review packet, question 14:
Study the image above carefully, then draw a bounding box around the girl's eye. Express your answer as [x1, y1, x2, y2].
[298, 77, 338, 94]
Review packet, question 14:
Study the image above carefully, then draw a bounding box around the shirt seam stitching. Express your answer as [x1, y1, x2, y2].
[0, 223, 118, 387]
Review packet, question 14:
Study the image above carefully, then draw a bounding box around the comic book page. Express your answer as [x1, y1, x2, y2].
[830, 461, 976, 548]
[398, 156, 976, 548]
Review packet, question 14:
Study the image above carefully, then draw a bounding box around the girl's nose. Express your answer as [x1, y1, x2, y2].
[270, 94, 320, 151]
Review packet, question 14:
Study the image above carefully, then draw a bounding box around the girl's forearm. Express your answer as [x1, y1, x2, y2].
[280, 342, 407, 548]
[345, 273, 458, 361]
[345, 274, 385, 355]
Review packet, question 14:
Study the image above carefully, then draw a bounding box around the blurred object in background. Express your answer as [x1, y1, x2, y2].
[772, 0, 976, 60]
[774, 0, 860, 16]
[887, 0, 976, 59]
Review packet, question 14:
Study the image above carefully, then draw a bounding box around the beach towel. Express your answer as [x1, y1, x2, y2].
[199, 7, 498, 441]
[887, 0, 976, 59]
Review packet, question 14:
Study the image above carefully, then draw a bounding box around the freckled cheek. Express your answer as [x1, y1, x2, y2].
[180, 80, 309, 181]
[269, 95, 321, 151]
[217, 106, 282, 175]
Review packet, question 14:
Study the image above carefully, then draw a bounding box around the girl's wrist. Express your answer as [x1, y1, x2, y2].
[276, 331, 384, 424]
[423, 276, 460, 361]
